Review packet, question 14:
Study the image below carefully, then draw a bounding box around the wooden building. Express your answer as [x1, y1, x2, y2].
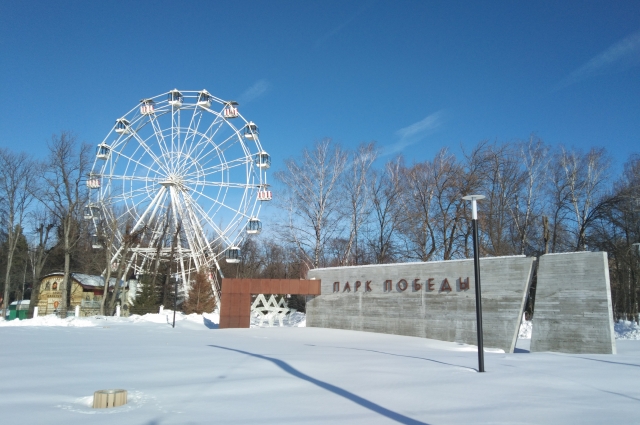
[37, 273, 134, 316]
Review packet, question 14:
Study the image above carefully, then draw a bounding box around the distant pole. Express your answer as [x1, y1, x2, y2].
[462, 194, 486, 373]
[172, 276, 177, 328]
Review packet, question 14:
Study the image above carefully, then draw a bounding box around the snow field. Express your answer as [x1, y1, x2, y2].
[1, 313, 639, 424]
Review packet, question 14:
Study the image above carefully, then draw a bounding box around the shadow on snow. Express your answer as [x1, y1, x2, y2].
[208, 344, 430, 425]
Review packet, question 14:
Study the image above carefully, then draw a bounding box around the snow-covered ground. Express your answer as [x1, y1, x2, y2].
[1, 313, 639, 424]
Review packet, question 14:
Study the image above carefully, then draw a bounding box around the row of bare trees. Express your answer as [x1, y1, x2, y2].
[0, 132, 637, 321]
[271, 137, 638, 320]
[0, 131, 92, 317]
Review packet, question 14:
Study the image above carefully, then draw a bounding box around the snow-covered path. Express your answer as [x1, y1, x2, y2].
[1, 316, 639, 424]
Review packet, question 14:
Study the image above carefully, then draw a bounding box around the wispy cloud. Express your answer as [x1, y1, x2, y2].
[238, 79, 270, 104]
[315, 3, 373, 47]
[382, 110, 445, 156]
[555, 30, 640, 90]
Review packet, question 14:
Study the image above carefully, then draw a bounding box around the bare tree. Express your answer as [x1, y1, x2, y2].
[400, 160, 437, 261]
[340, 142, 377, 265]
[27, 209, 56, 317]
[511, 136, 548, 255]
[429, 149, 469, 260]
[0, 149, 38, 315]
[478, 142, 523, 256]
[106, 221, 146, 314]
[366, 157, 404, 264]
[37, 132, 91, 316]
[546, 157, 573, 253]
[557, 147, 611, 251]
[587, 155, 640, 320]
[95, 208, 119, 315]
[275, 139, 348, 269]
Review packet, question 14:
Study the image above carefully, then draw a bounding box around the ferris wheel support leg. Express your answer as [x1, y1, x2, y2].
[168, 186, 190, 298]
[138, 188, 171, 265]
[187, 197, 227, 246]
[130, 185, 168, 236]
[122, 251, 138, 287]
[173, 192, 203, 272]
[106, 245, 125, 275]
[124, 186, 167, 280]
[181, 195, 213, 267]
[182, 198, 223, 306]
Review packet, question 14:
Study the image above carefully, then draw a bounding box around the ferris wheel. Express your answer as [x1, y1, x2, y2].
[85, 89, 271, 303]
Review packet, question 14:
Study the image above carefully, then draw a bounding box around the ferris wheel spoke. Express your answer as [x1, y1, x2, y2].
[188, 186, 250, 220]
[194, 157, 254, 177]
[187, 197, 233, 246]
[147, 113, 172, 161]
[183, 179, 257, 190]
[181, 105, 206, 157]
[128, 131, 171, 175]
[179, 191, 222, 251]
[179, 190, 227, 237]
[112, 151, 164, 178]
[182, 113, 224, 159]
[189, 115, 237, 161]
[105, 174, 164, 184]
[190, 130, 242, 168]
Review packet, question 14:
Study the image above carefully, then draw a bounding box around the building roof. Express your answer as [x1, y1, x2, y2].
[41, 272, 127, 289]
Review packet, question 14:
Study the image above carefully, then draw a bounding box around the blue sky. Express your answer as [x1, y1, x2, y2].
[1, 0, 638, 174]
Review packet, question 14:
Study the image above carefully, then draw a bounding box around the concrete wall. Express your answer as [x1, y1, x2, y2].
[307, 256, 535, 353]
[531, 252, 616, 354]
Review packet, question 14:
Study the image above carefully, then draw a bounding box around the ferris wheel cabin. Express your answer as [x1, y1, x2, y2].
[96, 143, 111, 160]
[115, 118, 131, 134]
[223, 101, 239, 118]
[244, 121, 259, 139]
[247, 218, 262, 234]
[225, 246, 241, 263]
[90, 234, 103, 250]
[83, 204, 100, 220]
[255, 151, 271, 169]
[168, 89, 183, 108]
[197, 90, 212, 107]
[87, 173, 101, 189]
[257, 189, 272, 201]
[140, 99, 155, 115]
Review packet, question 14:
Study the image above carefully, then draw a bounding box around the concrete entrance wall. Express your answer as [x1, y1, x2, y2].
[306, 256, 535, 353]
[531, 252, 616, 354]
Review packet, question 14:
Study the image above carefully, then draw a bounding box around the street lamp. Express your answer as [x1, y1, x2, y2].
[462, 194, 486, 373]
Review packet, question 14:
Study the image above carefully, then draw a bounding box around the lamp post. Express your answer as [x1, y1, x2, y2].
[462, 194, 486, 373]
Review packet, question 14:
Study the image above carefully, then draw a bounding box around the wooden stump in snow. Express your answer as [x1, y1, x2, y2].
[92, 389, 127, 408]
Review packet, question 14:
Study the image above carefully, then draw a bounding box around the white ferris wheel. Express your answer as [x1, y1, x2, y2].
[86, 89, 271, 303]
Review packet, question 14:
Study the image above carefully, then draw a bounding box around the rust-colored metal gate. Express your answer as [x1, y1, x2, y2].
[219, 279, 321, 328]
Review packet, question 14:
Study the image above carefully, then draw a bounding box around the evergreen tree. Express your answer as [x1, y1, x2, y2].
[183, 271, 216, 314]
[130, 274, 160, 315]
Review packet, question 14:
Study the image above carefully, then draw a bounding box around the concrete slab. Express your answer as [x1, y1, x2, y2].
[531, 251, 616, 354]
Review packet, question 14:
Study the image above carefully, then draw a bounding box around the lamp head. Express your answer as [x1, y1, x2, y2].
[462, 195, 485, 220]
[462, 195, 486, 201]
